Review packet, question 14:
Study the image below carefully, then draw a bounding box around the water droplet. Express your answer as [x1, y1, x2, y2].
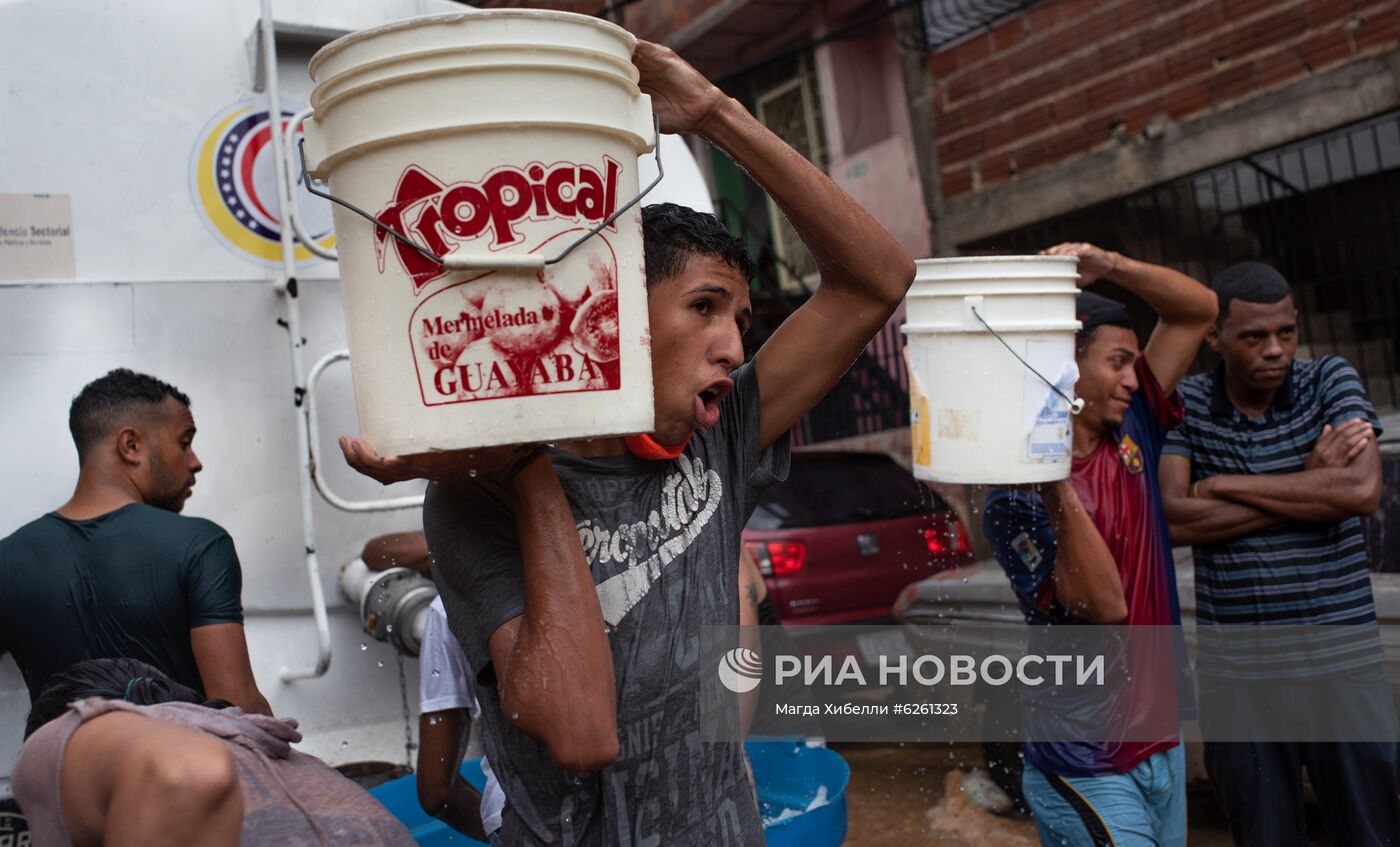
[377, 660, 384, 668]
[340, 740, 349, 749]
[360, 643, 368, 652]
[431, 669, 441, 678]
[469, 469, 478, 477]
[386, 624, 394, 633]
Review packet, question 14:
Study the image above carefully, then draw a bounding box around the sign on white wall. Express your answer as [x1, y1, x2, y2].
[0, 194, 75, 280]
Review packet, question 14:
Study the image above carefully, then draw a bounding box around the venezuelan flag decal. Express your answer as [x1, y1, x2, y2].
[188, 98, 336, 266]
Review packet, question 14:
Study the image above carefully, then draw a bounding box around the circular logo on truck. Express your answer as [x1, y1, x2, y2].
[189, 98, 336, 266]
[718, 647, 764, 694]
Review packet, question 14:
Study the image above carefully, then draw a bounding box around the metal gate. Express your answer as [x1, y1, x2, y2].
[965, 109, 1400, 412]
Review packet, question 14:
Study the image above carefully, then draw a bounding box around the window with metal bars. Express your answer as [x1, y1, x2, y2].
[754, 54, 828, 295]
[965, 109, 1400, 412]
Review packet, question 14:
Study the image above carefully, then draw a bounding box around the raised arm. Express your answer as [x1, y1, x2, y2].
[486, 453, 617, 774]
[1201, 420, 1381, 521]
[633, 42, 916, 451]
[1160, 454, 1283, 546]
[1045, 244, 1216, 394]
[343, 439, 614, 770]
[1041, 481, 1128, 624]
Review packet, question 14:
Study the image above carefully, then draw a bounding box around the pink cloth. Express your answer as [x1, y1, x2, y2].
[13, 698, 416, 846]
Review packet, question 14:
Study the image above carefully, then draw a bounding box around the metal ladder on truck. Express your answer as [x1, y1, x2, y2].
[253, 0, 426, 685]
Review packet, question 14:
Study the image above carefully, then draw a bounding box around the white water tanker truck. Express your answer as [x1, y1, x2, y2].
[0, 0, 714, 803]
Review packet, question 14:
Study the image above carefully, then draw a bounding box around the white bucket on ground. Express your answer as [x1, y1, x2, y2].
[901, 256, 1082, 484]
[304, 11, 656, 455]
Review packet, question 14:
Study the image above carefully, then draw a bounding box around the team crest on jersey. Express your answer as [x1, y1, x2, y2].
[1118, 433, 1145, 474]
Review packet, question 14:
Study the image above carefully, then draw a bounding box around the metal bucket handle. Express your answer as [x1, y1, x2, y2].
[968, 303, 1086, 415]
[295, 114, 664, 272]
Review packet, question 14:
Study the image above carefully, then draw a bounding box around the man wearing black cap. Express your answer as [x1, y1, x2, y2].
[1161, 262, 1396, 846]
[983, 243, 1216, 847]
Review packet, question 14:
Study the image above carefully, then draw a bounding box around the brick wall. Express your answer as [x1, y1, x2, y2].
[931, 0, 1400, 199]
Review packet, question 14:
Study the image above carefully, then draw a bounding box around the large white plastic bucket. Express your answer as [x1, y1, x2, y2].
[901, 256, 1082, 484]
[304, 11, 656, 455]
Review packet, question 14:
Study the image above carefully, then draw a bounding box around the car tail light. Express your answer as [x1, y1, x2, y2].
[925, 523, 971, 556]
[765, 541, 806, 575]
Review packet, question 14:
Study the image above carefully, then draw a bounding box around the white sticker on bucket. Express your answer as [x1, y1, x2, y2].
[1021, 339, 1077, 463]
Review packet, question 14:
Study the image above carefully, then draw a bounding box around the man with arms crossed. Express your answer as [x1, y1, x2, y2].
[340, 42, 914, 846]
[1161, 262, 1397, 846]
[0, 369, 270, 715]
[984, 244, 1216, 846]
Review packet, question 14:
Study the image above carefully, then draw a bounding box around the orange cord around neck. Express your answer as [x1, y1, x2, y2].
[624, 432, 692, 461]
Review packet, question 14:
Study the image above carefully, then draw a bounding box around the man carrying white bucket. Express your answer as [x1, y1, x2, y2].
[340, 41, 915, 846]
[982, 243, 1216, 847]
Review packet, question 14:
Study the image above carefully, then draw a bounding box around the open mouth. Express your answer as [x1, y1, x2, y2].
[694, 378, 734, 429]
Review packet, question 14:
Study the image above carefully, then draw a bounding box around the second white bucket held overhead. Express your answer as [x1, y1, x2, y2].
[302, 10, 657, 456]
[902, 256, 1083, 485]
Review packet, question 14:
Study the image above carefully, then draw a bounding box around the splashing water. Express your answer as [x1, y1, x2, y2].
[761, 785, 830, 827]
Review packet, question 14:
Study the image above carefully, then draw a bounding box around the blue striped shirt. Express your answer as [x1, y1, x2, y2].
[1164, 356, 1382, 676]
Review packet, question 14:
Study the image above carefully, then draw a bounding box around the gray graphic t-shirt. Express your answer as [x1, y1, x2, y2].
[425, 362, 789, 846]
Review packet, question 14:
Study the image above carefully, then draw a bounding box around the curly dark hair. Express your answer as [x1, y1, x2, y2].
[25, 658, 226, 738]
[1213, 261, 1293, 325]
[69, 369, 191, 463]
[641, 203, 755, 289]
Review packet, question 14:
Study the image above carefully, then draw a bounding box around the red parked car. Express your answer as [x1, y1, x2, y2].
[743, 451, 974, 626]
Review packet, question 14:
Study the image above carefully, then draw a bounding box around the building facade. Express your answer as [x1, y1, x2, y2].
[477, 0, 1400, 560]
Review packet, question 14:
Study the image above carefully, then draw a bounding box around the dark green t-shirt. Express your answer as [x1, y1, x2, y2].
[0, 503, 244, 702]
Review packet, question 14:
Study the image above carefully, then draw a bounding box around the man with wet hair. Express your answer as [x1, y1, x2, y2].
[1162, 262, 1397, 846]
[0, 368, 270, 716]
[983, 243, 1217, 847]
[340, 41, 915, 847]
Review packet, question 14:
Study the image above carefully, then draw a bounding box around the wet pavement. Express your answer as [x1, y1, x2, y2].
[835, 742, 1332, 846]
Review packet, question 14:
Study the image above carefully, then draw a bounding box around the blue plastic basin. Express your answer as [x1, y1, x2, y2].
[746, 740, 850, 847]
[369, 741, 849, 846]
[369, 759, 490, 847]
